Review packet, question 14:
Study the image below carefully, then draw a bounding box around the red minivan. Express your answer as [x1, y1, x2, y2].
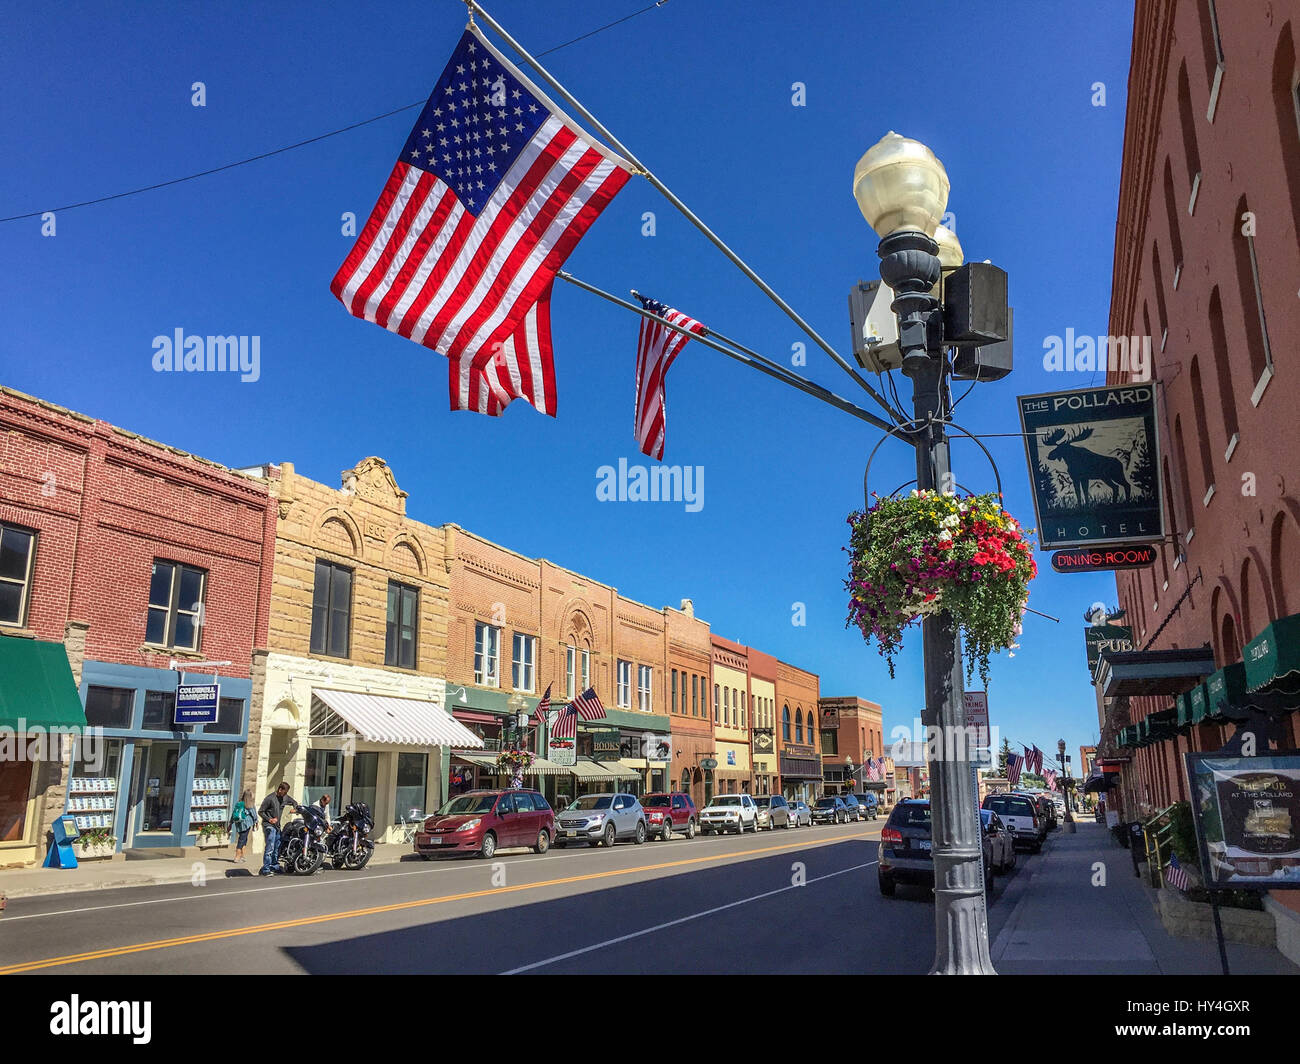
[414, 789, 555, 860]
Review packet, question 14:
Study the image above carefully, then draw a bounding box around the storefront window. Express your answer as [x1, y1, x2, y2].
[140, 742, 181, 833]
[190, 746, 234, 835]
[395, 752, 428, 822]
[0, 760, 34, 842]
[351, 752, 379, 814]
[304, 748, 343, 808]
[210, 697, 245, 735]
[142, 690, 177, 731]
[66, 738, 122, 834]
[84, 686, 133, 729]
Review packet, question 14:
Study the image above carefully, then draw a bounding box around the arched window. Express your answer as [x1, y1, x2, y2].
[1152, 244, 1169, 349]
[1163, 159, 1184, 278]
[1231, 195, 1274, 385]
[1177, 61, 1202, 208]
[1189, 357, 1216, 500]
[1272, 24, 1300, 259]
[795, 709, 804, 743]
[1173, 415, 1197, 535]
[782, 705, 791, 742]
[1206, 287, 1240, 449]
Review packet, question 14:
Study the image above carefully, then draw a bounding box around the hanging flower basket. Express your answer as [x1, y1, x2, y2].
[845, 490, 1038, 687]
[495, 748, 535, 772]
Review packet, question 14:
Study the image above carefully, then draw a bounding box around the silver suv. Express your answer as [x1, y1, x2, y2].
[555, 793, 647, 847]
[700, 794, 758, 834]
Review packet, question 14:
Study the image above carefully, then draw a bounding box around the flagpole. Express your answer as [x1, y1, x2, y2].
[555, 270, 894, 431]
[463, 0, 901, 426]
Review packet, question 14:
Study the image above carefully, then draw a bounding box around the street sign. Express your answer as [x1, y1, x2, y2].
[1051, 544, 1158, 572]
[175, 682, 220, 725]
[963, 691, 991, 765]
[1017, 384, 1165, 548]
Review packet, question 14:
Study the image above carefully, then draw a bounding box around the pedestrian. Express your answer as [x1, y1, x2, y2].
[259, 782, 301, 877]
[229, 789, 256, 863]
[310, 792, 333, 828]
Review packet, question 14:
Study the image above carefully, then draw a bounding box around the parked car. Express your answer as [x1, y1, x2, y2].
[754, 794, 791, 830]
[811, 796, 849, 824]
[414, 789, 555, 860]
[1015, 791, 1057, 830]
[840, 793, 865, 821]
[641, 792, 698, 840]
[982, 792, 1046, 852]
[850, 792, 880, 820]
[878, 799, 994, 897]
[700, 794, 758, 834]
[554, 792, 647, 847]
[981, 809, 1017, 873]
[788, 800, 813, 828]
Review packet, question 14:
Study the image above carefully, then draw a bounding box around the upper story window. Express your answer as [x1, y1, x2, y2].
[565, 644, 590, 698]
[310, 560, 352, 658]
[691, 674, 699, 716]
[475, 622, 501, 687]
[0, 523, 37, 628]
[617, 660, 632, 708]
[782, 705, 791, 742]
[671, 670, 678, 714]
[795, 709, 804, 743]
[638, 665, 652, 713]
[512, 632, 536, 693]
[385, 581, 419, 670]
[147, 560, 206, 651]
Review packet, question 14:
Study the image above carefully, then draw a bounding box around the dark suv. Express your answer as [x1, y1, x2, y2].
[878, 799, 994, 897]
[840, 793, 865, 821]
[641, 792, 698, 840]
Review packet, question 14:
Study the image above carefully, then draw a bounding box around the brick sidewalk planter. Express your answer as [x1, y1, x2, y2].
[1156, 887, 1277, 947]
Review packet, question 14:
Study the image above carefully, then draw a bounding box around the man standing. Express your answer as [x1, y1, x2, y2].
[259, 782, 301, 877]
[310, 792, 333, 828]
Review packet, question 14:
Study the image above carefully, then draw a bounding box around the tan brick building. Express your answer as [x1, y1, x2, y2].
[747, 647, 779, 797]
[664, 599, 714, 808]
[711, 636, 751, 794]
[444, 525, 674, 807]
[246, 457, 478, 846]
[776, 661, 822, 800]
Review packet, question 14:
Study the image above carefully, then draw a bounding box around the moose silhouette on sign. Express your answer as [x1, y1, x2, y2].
[1041, 427, 1131, 504]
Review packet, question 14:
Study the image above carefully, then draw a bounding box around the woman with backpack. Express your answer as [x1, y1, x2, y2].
[230, 789, 256, 863]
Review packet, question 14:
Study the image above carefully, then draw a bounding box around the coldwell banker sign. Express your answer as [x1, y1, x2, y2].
[1018, 384, 1164, 548]
[175, 682, 220, 725]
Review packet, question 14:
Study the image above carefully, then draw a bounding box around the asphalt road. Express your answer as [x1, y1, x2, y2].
[0, 820, 1035, 974]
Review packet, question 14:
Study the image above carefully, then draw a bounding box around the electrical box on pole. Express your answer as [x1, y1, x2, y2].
[848, 280, 903, 373]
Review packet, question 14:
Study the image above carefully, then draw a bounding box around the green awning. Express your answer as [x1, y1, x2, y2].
[0, 637, 87, 731]
[1176, 688, 1196, 728]
[1188, 683, 1209, 725]
[1243, 612, 1300, 694]
[1205, 663, 1249, 722]
[1146, 707, 1179, 742]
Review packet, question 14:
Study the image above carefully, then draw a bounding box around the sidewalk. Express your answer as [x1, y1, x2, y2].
[0, 843, 420, 900]
[991, 820, 1300, 975]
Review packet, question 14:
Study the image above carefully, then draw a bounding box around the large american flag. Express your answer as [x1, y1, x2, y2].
[1006, 751, 1023, 787]
[331, 26, 632, 417]
[550, 686, 606, 739]
[1024, 745, 1043, 775]
[1044, 768, 1058, 791]
[633, 295, 707, 460]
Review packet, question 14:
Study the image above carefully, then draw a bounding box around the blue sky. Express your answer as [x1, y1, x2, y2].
[1, 0, 1136, 767]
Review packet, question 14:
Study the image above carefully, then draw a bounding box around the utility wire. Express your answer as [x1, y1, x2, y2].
[0, 3, 668, 223]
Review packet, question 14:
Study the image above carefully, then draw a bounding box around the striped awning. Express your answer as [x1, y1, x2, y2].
[570, 760, 622, 781]
[452, 753, 571, 776]
[313, 689, 484, 748]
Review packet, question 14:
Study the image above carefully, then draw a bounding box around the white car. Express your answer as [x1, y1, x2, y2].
[700, 794, 758, 835]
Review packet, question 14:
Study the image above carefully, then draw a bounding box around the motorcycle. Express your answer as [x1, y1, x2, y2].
[326, 801, 375, 870]
[280, 804, 329, 875]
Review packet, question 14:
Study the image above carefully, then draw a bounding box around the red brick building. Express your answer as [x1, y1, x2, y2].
[1097, 1, 1300, 960]
[776, 660, 822, 800]
[0, 387, 275, 864]
[817, 695, 883, 797]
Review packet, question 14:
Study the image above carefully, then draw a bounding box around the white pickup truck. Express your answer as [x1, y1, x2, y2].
[700, 794, 758, 835]
[981, 792, 1046, 853]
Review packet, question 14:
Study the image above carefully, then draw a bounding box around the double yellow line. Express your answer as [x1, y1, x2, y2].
[1, 830, 873, 974]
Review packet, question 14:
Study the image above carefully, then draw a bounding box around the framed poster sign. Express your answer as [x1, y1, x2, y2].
[1185, 751, 1300, 889]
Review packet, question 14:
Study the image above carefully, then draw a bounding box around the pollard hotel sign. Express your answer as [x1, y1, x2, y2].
[1018, 385, 1165, 548]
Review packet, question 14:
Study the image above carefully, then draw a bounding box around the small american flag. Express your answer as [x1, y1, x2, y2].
[1164, 852, 1191, 891]
[534, 683, 551, 723]
[1044, 769, 1058, 791]
[550, 686, 605, 740]
[1006, 752, 1023, 787]
[332, 26, 631, 417]
[633, 295, 707, 460]
[1024, 745, 1043, 775]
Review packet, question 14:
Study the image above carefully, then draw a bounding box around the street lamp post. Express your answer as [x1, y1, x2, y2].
[1059, 739, 1076, 832]
[854, 133, 997, 975]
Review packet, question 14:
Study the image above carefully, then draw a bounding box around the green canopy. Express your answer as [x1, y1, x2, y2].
[1243, 612, 1300, 694]
[1146, 707, 1178, 742]
[1176, 687, 1197, 728]
[1188, 683, 1209, 725]
[1205, 662, 1249, 722]
[0, 637, 86, 731]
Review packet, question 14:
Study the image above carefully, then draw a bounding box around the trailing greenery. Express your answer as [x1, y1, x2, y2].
[846, 490, 1038, 686]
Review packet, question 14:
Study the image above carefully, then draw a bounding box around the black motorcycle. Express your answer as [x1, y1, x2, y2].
[280, 804, 329, 875]
[326, 801, 375, 870]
